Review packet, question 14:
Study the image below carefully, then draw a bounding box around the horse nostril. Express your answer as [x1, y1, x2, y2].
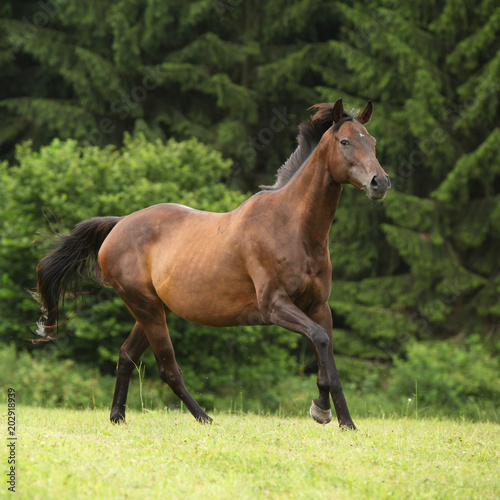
[386, 175, 391, 189]
[370, 175, 379, 190]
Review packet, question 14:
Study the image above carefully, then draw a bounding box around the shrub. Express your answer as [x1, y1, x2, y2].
[0, 343, 113, 408]
[387, 337, 500, 420]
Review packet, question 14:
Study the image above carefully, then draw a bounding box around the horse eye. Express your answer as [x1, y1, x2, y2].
[340, 139, 349, 146]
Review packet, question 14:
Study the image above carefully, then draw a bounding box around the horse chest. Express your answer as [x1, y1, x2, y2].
[277, 254, 331, 307]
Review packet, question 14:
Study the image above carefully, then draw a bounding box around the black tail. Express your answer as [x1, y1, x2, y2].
[35, 216, 122, 340]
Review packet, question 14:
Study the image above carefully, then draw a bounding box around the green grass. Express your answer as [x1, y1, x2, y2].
[10, 406, 500, 499]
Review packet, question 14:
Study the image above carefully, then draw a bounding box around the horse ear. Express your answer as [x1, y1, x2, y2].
[357, 101, 373, 124]
[332, 99, 344, 123]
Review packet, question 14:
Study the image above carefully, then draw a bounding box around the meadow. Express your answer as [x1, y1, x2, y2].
[10, 406, 500, 499]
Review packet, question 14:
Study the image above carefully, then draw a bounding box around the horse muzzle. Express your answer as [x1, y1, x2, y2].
[365, 173, 391, 200]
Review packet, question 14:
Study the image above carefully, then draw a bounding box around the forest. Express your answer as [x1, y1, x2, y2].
[0, 0, 499, 419]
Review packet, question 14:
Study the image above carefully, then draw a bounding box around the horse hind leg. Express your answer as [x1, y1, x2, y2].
[152, 320, 212, 423]
[119, 289, 212, 423]
[110, 322, 150, 423]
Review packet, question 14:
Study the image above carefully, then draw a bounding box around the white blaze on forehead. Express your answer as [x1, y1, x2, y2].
[359, 133, 365, 137]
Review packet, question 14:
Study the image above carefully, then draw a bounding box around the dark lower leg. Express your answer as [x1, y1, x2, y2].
[119, 290, 211, 424]
[155, 352, 212, 423]
[311, 305, 355, 429]
[309, 343, 334, 424]
[110, 323, 150, 423]
[313, 356, 333, 410]
[329, 355, 355, 429]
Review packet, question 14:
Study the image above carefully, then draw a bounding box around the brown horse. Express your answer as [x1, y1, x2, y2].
[35, 99, 390, 429]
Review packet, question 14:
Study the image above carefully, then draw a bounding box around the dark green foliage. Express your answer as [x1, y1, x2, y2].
[387, 338, 500, 420]
[165, 319, 298, 411]
[325, 0, 500, 357]
[0, 338, 299, 413]
[0, 0, 344, 187]
[3, 339, 498, 421]
[0, 0, 499, 413]
[0, 343, 113, 409]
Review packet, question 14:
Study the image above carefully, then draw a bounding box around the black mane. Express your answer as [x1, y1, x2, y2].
[260, 103, 355, 191]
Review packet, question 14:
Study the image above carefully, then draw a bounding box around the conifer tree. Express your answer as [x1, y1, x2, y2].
[320, 0, 500, 356]
[0, 0, 345, 187]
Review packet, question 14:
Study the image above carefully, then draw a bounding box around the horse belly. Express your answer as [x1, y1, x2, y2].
[160, 279, 260, 327]
[174, 297, 261, 327]
[152, 241, 260, 327]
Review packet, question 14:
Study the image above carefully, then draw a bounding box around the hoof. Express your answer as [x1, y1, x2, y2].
[110, 413, 125, 424]
[340, 421, 356, 431]
[309, 400, 332, 424]
[197, 415, 213, 425]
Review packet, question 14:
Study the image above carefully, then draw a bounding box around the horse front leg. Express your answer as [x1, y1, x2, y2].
[311, 305, 355, 429]
[265, 294, 353, 428]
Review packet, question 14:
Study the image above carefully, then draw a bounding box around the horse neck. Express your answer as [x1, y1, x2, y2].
[277, 141, 343, 247]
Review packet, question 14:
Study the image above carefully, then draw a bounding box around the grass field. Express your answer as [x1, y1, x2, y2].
[8, 406, 500, 499]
